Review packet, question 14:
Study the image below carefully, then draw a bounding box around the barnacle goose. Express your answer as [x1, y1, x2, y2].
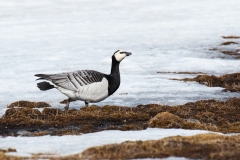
[35, 50, 132, 110]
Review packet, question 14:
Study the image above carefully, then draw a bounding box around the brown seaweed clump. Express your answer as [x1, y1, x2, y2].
[0, 148, 21, 160]
[59, 99, 76, 104]
[173, 73, 240, 92]
[78, 133, 240, 160]
[157, 71, 205, 74]
[8, 100, 51, 108]
[1, 97, 240, 136]
[209, 36, 240, 59]
[0, 105, 149, 136]
[0, 153, 22, 160]
[221, 41, 238, 45]
[0, 148, 16, 153]
[148, 112, 217, 132]
[1, 133, 240, 160]
[148, 112, 185, 128]
[222, 36, 240, 39]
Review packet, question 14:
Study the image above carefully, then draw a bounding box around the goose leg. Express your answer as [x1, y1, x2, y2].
[64, 98, 71, 110]
[85, 101, 89, 107]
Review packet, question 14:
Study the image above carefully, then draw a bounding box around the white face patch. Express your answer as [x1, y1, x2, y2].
[114, 50, 127, 62]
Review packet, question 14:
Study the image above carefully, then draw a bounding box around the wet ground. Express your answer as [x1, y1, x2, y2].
[1, 37, 240, 159]
[78, 133, 240, 160]
[1, 69, 240, 159]
[1, 96, 240, 137]
[1, 96, 240, 159]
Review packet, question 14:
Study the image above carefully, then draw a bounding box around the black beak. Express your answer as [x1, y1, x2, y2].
[126, 52, 132, 56]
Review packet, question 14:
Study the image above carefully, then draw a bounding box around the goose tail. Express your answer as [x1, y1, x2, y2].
[37, 81, 55, 91]
[35, 74, 51, 80]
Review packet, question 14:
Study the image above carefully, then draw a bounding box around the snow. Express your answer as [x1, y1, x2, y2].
[1, 0, 240, 113]
[0, 0, 240, 157]
[0, 128, 212, 156]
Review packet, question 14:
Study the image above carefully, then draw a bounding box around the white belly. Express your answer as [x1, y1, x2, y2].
[57, 77, 109, 103]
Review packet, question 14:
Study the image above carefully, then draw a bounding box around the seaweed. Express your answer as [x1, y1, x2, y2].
[78, 133, 240, 159]
[173, 73, 240, 92]
[1, 97, 240, 136]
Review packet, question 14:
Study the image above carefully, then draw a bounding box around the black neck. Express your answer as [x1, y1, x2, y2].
[107, 56, 121, 96]
[110, 56, 120, 75]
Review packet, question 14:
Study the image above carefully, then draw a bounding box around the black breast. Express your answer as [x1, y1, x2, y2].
[107, 74, 120, 96]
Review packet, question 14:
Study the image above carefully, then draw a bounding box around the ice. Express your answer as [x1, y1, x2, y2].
[1, 0, 240, 112]
[0, 128, 212, 156]
[0, 0, 240, 157]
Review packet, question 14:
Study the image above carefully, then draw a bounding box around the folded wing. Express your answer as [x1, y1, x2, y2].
[35, 70, 106, 91]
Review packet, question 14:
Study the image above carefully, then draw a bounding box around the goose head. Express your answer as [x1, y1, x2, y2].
[113, 50, 132, 62]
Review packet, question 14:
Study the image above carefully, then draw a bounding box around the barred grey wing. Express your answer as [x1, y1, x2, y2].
[48, 70, 106, 91]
